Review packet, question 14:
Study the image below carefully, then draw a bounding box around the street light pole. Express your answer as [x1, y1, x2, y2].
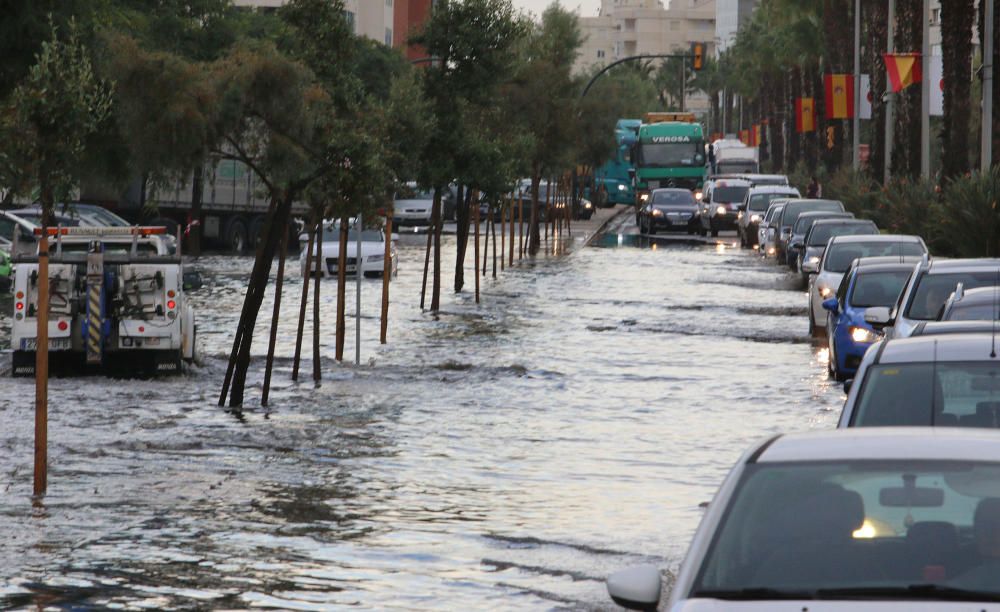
[885, 0, 896, 183]
[920, 0, 931, 179]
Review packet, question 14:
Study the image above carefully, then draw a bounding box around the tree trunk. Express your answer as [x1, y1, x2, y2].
[335, 215, 348, 360]
[787, 66, 801, 171]
[189, 163, 204, 257]
[866, 0, 889, 179]
[892, 0, 923, 179]
[454, 184, 468, 292]
[312, 215, 323, 380]
[430, 187, 442, 311]
[941, 0, 974, 180]
[221, 192, 293, 408]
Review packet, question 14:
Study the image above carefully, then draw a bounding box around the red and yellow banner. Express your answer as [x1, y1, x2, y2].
[795, 97, 816, 133]
[824, 74, 855, 119]
[751, 124, 762, 147]
[884, 53, 921, 92]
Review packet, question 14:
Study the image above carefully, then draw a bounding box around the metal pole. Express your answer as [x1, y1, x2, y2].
[885, 0, 896, 183]
[679, 56, 686, 112]
[920, 0, 931, 178]
[853, 0, 861, 171]
[984, 0, 995, 172]
[355, 213, 361, 366]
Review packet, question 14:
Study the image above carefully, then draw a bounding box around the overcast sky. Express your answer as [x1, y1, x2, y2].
[510, 0, 602, 18]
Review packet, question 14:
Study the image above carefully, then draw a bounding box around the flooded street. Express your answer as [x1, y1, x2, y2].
[0, 218, 844, 610]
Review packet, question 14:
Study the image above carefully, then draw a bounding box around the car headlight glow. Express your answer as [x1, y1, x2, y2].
[584, 201, 593, 208]
[652, 208, 663, 216]
[639, 193, 649, 202]
[694, 190, 703, 200]
[737, 211, 743, 220]
[819, 286, 833, 298]
[617, 184, 627, 191]
[716, 205, 726, 215]
[850, 326, 881, 344]
[750, 214, 761, 223]
[809, 256, 820, 264]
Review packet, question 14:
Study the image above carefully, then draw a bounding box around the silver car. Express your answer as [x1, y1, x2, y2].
[757, 201, 788, 258]
[800, 218, 880, 280]
[839, 329, 1000, 428]
[872, 258, 1000, 339]
[809, 234, 927, 336]
[738, 185, 800, 248]
[940, 285, 1000, 322]
[786, 211, 854, 273]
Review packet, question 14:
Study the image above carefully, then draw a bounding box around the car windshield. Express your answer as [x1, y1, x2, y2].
[852, 362, 1000, 427]
[77, 208, 130, 227]
[849, 271, 913, 308]
[712, 186, 750, 204]
[782, 202, 844, 229]
[824, 241, 925, 273]
[397, 186, 434, 200]
[764, 205, 785, 223]
[907, 272, 1000, 320]
[652, 190, 694, 205]
[947, 303, 1000, 321]
[794, 214, 847, 235]
[808, 222, 879, 246]
[750, 193, 796, 212]
[640, 142, 702, 167]
[692, 458, 1000, 598]
[321, 228, 383, 242]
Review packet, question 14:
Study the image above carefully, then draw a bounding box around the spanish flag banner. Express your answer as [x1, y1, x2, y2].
[740, 129, 750, 145]
[749, 124, 761, 147]
[884, 52, 921, 92]
[824, 74, 855, 119]
[795, 97, 816, 133]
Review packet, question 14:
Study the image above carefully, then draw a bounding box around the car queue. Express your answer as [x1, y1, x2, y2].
[611, 174, 1000, 610]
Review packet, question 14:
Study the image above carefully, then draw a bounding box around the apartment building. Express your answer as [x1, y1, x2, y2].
[715, 0, 757, 55]
[233, 0, 395, 45]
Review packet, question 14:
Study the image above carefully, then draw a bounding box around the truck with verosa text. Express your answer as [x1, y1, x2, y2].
[631, 112, 706, 220]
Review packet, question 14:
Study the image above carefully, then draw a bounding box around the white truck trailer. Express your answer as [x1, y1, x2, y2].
[10, 226, 195, 376]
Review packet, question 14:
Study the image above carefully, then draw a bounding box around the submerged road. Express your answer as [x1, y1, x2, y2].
[0, 209, 844, 609]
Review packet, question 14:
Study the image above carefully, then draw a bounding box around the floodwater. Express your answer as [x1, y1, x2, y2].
[0, 218, 844, 610]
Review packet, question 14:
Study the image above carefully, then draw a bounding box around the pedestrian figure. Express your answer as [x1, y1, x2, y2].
[807, 176, 822, 198]
[707, 142, 716, 175]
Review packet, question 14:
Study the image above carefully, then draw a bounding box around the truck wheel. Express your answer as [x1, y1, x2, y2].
[224, 218, 249, 254]
[249, 215, 266, 249]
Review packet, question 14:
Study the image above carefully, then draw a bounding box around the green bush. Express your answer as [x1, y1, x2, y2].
[934, 169, 1000, 257]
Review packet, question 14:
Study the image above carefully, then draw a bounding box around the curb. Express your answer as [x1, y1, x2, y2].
[583, 206, 632, 248]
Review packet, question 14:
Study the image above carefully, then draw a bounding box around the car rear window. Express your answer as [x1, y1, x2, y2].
[782, 202, 844, 228]
[807, 222, 878, 246]
[748, 193, 797, 212]
[823, 241, 925, 273]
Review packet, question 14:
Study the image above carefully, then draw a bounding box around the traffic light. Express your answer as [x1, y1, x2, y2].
[691, 42, 704, 70]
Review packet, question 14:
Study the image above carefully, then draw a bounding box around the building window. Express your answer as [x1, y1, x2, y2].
[597, 49, 606, 58]
[385, 27, 393, 46]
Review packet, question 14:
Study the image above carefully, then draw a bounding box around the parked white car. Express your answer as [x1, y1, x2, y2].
[809, 234, 927, 335]
[608, 427, 1000, 610]
[873, 258, 1000, 339]
[393, 183, 435, 227]
[300, 221, 397, 278]
[738, 185, 800, 247]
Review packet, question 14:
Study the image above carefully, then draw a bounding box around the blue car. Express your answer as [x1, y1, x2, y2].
[821, 256, 919, 381]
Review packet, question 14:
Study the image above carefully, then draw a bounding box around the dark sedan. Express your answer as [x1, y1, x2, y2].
[638, 188, 699, 235]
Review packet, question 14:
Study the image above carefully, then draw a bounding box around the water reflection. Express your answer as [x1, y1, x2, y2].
[0, 228, 843, 609]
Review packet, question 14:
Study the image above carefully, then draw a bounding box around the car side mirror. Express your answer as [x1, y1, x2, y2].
[844, 378, 853, 394]
[802, 259, 819, 273]
[606, 565, 661, 612]
[822, 297, 839, 313]
[790, 241, 803, 250]
[865, 306, 891, 329]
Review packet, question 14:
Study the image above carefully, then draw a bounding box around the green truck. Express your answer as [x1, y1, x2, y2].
[632, 113, 706, 218]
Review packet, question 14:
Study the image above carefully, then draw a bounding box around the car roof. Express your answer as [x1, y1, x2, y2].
[710, 178, 752, 187]
[951, 286, 1000, 305]
[747, 185, 797, 194]
[829, 233, 922, 244]
[651, 188, 693, 194]
[927, 258, 1000, 273]
[852, 256, 922, 272]
[783, 198, 842, 207]
[810, 218, 874, 227]
[795, 211, 853, 223]
[757, 428, 1000, 463]
[874, 332, 1000, 362]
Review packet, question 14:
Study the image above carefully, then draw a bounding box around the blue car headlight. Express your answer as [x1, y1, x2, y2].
[849, 326, 881, 344]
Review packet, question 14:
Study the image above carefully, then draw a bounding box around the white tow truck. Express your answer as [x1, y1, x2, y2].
[10, 226, 195, 376]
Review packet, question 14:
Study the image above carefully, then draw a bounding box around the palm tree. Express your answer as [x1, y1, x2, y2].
[941, 0, 975, 179]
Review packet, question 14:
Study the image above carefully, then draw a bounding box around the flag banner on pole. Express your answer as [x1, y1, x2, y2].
[824, 74, 855, 119]
[859, 74, 872, 119]
[929, 54, 943, 116]
[884, 52, 921, 92]
[752, 124, 762, 146]
[740, 129, 750, 144]
[795, 97, 816, 133]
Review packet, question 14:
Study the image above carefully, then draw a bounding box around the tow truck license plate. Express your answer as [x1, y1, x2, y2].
[20, 337, 72, 351]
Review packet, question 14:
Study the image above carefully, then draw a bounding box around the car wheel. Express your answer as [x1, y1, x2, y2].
[808, 309, 816, 336]
[648, 222, 656, 235]
[224, 218, 249, 254]
[711, 228, 719, 237]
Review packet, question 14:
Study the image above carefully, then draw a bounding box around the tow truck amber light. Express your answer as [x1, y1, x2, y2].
[167, 300, 176, 310]
[33, 226, 167, 236]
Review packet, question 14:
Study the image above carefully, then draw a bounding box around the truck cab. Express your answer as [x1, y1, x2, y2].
[632, 113, 706, 220]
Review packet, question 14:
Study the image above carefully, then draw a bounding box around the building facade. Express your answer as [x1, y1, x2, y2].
[394, 0, 434, 60]
[233, 0, 396, 45]
[575, 0, 716, 111]
[714, 0, 757, 55]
